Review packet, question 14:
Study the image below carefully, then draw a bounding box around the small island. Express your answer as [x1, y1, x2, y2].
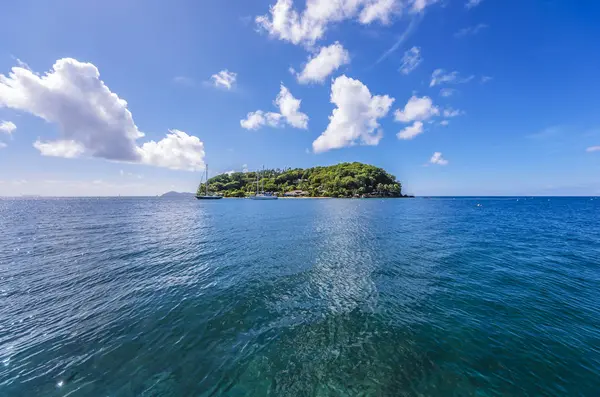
[197, 162, 410, 198]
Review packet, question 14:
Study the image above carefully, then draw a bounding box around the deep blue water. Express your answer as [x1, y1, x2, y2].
[1, 197, 600, 396]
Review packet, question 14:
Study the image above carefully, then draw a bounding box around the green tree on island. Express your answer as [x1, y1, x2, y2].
[197, 162, 406, 198]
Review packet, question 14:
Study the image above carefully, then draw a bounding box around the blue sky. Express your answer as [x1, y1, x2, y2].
[0, 0, 599, 196]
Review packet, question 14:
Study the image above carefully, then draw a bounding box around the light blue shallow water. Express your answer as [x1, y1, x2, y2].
[1, 197, 599, 396]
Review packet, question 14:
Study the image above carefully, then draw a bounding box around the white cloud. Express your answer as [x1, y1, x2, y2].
[430, 151, 448, 165]
[454, 23, 488, 38]
[0, 58, 206, 171]
[240, 111, 283, 130]
[430, 69, 474, 87]
[481, 75, 493, 83]
[411, 0, 439, 13]
[276, 85, 309, 128]
[440, 120, 450, 126]
[296, 42, 350, 84]
[241, 84, 308, 130]
[137, 130, 206, 171]
[0, 120, 16, 135]
[0, 142, 6, 149]
[439, 88, 457, 97]
[395, 95, 439, 123]
[399, 46, 422, 75]
[312, 75, 394, 153]
[586, 146, 600, 153]
[466, 0, 483, 9]
[211, 70, 237, 90]
[33, 140, 85, 158]
[360, 0, 398, 24]
[120, 170, 143, 179]
[397, 121, 424, 140]
[443, 108, 465, 118]
[256, 0, 435, 47]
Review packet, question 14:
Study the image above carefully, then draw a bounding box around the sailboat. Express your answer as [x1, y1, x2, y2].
[249, 166, 278, 200]
[196, 165, 223, 200]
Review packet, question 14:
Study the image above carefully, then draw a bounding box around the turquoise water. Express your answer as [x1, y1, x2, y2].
[1, 197, 599, 396]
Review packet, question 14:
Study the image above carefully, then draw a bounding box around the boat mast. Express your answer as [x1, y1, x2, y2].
[205, 165, 209, 196]
[262, 165, 265, 194]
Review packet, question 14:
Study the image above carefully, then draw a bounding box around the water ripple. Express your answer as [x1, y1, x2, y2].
[0, 197, 599, 396]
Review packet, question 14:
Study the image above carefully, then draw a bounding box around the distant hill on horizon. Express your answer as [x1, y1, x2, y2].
[161, 191, 195, 198]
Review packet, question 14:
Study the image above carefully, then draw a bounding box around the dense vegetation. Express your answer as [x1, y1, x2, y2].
[197, 162, 406, 198]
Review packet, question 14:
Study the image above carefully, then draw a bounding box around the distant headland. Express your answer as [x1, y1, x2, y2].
[197, 162, 411, 198]
[161, 191, 195, 198]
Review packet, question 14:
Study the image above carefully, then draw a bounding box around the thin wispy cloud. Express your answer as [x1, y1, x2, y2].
[527, 126, 563, 140]
[399, 47, 422, 75]
[376, 15, 422, 64]
[440, 88, 457, 97]
[173, 76, 195, 87]
[430, 69, 474, 87]
[454, 23, 488, 38]
[465, 0, 484, 9]
[586, 146, 600, 152]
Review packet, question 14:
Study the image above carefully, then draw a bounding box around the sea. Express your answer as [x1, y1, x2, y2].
[1, 197, 599, 396]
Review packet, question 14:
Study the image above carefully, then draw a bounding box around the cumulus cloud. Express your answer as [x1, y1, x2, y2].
[395, 96, 439, 123]
[211, 70, 237, 90]
[430, 151, 448, 165]
[297, 42, 350, 84]
[240, 111, 282, 130]
[256, 0, 435, 47]
[454, 23, 488, 38]
[399, 47, 422, 75]
[137, 130, 206, 171]
[466, 0, 483, 9]
[0, 120, 16, 135]
[397, 121, 423, 140]
[33, 140, 85, 158]
[430, 69, 474, 87]
[0, 58, 206, 171]
[586, 146, 600, 153]
[312, 75, 394, 153]
[240, 84, 308, 130]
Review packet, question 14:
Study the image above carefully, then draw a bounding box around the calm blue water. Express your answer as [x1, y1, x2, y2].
[1, 197, 600, 396]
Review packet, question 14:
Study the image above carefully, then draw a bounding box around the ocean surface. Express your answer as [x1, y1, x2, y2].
[1, 197, 599, 396]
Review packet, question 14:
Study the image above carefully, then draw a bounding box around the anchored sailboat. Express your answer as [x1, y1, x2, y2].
[249, 166, 278, 200]
[196, 165, 223, 200]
